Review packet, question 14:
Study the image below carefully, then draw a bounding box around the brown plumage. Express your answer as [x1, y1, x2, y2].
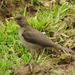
[10, 14, 75, 54]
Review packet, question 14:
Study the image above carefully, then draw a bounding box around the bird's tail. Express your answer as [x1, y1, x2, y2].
[52, 43, 75, 54]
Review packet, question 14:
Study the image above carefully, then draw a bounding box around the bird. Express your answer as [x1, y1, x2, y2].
[9, 14, 75, 54]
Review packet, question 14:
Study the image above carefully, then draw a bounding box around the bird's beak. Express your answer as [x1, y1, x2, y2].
[9, 17, 16, 20]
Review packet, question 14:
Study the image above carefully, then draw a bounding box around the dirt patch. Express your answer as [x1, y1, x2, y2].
[11, 54, 75, 75]
[0, 0, 38, 21]
[11, 62, 53, 75]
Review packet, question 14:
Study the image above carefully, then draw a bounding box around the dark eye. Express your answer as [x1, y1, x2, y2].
[18, 18, 21, 20]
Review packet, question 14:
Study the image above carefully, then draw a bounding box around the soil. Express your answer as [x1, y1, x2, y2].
[11, 54, 75, 75]
[0, 0, 37, 21]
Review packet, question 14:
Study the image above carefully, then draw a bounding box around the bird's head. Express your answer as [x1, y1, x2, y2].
[9, 14, 29, 27]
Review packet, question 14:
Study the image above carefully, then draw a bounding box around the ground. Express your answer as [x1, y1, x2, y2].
[12, 54, 75, 75]
[0, 0, 75, 75]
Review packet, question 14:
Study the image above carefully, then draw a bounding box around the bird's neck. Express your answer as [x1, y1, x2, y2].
[23, 22, 29, 27]
[18, 24, 30, 30]
[18, 20, 29, 28]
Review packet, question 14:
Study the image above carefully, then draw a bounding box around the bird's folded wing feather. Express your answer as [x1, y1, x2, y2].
[22, 29, 54, 47]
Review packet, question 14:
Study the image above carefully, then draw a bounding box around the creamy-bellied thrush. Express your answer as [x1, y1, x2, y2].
[9, 14, 75, 54]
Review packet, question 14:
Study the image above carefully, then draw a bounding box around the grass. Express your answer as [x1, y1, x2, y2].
[0, 1, 75, 75]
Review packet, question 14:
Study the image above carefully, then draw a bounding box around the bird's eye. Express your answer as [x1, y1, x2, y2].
[18, 18, 21, 20]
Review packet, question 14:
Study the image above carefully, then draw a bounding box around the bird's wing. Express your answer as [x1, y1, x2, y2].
[22, 29, 54, 47]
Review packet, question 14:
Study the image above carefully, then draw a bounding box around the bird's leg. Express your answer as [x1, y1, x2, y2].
[27, 49, 39, 64]
[31, 49, 40, 62]
[29, 49, 43, 63]
[26, 49, 35, 63]
[34, 48, 46, 62]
